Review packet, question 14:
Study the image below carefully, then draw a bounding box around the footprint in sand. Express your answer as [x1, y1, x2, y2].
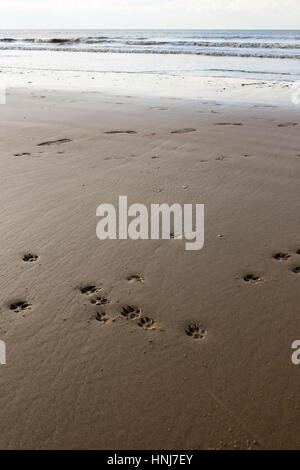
[150, 107, 168, 111]
[127, 275, 145, 284]
[253, 105, 277, 109]
[137, 316, 156, 330]
[9, 301, 31, 313]
[292, 266, 300, 274]
[297, 250, 300, 255]
[23, 253, 38, 262]
[121, 305, 141, 319]
[37, 138, 72, 146]
[171, 128, 196, 134]
[94, 311, 108, 323]
[216, 156, 229, 161]
[121, 306, 158, 331]
[104, 130, 137, 135]
[278, 122, 298, 128]
[90, 295, 109, 306]
[185, 323, 207, 340]
[273, 252, 291, 261]
[243, 274, 263, 284]
[14, 152, 31, 157]
[214, 123, 243, 126]
[80, 285, 101, 295]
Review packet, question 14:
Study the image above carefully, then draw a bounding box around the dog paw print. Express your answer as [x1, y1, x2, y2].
[121, 306, 158, 331]
[95, 311, 108, 323]
[243, 274, 263, 284]
[273, 252, 291, 261]
[185, 323, 207, 340]
[126, 275, 145, 284]
[137, 316, 155, 330]
[80, 285, 101, 295]
[121, 305, 141, 319]
[23, 253, 38, 262]
[10, 301, 31, 313]
[90, 295, 109, 306]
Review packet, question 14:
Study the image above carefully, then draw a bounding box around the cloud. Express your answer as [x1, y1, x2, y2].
[1, 0, 299, 28]
[157, 0, 300, 13]
[1, 0, 300, 12]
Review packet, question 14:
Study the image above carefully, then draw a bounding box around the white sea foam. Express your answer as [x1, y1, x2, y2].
[1, 29, 300, 60]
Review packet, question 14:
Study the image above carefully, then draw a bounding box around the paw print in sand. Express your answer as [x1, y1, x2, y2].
[185, 323, 207, 340]
[137, 316, 155, 330]
[121, 305, 141, 319]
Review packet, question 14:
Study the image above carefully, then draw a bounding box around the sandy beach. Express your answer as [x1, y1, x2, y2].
[0, 78, 299, 449]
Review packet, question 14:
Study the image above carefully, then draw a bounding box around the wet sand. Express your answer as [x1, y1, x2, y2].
[0, 87, 300, 449]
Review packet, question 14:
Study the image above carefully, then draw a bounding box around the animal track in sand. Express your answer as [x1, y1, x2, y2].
[37, 139, 72, 146]
[150, 107, 168, 111]
[104, 130, 137, 135]
[90, 295, 109, 306]
[185, 323, 207, 340]
[216, 156, 228, 161]
[127, 275, 145, 284]
[121, 306, 159, 331]
[214, 122, 243, 126]
[278, 122, 298, 128]
[9, 301, 31, 313]
[137, 316, 155, 330]
[121, 305, 141, 319]
[80, 285, 101, 295]
[273, 252, 291, 261]
[14, 152, 31, 157]
[243, 274, 263, 284]
[292, 266, 300, 274]
[95, 311, 108, 323]
[23, 253, 38, 262]
[171, 128, 196, 134]
[253, 104, 277, 109]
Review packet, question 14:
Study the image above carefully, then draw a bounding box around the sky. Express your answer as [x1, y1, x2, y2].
[0, 0, 299, 29]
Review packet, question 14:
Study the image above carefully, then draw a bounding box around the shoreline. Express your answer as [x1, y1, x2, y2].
[1, 47, 300, 106]
[2, 74, 299, 109]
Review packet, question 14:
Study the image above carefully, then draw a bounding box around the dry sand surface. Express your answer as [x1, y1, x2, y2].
[0, 87, 300, 449]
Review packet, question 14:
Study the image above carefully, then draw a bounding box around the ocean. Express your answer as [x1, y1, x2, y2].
[0, 29, 300, 82]
[1, 29, 300, 58]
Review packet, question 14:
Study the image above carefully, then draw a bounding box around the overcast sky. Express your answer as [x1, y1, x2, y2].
[0, 0, 299, 29]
